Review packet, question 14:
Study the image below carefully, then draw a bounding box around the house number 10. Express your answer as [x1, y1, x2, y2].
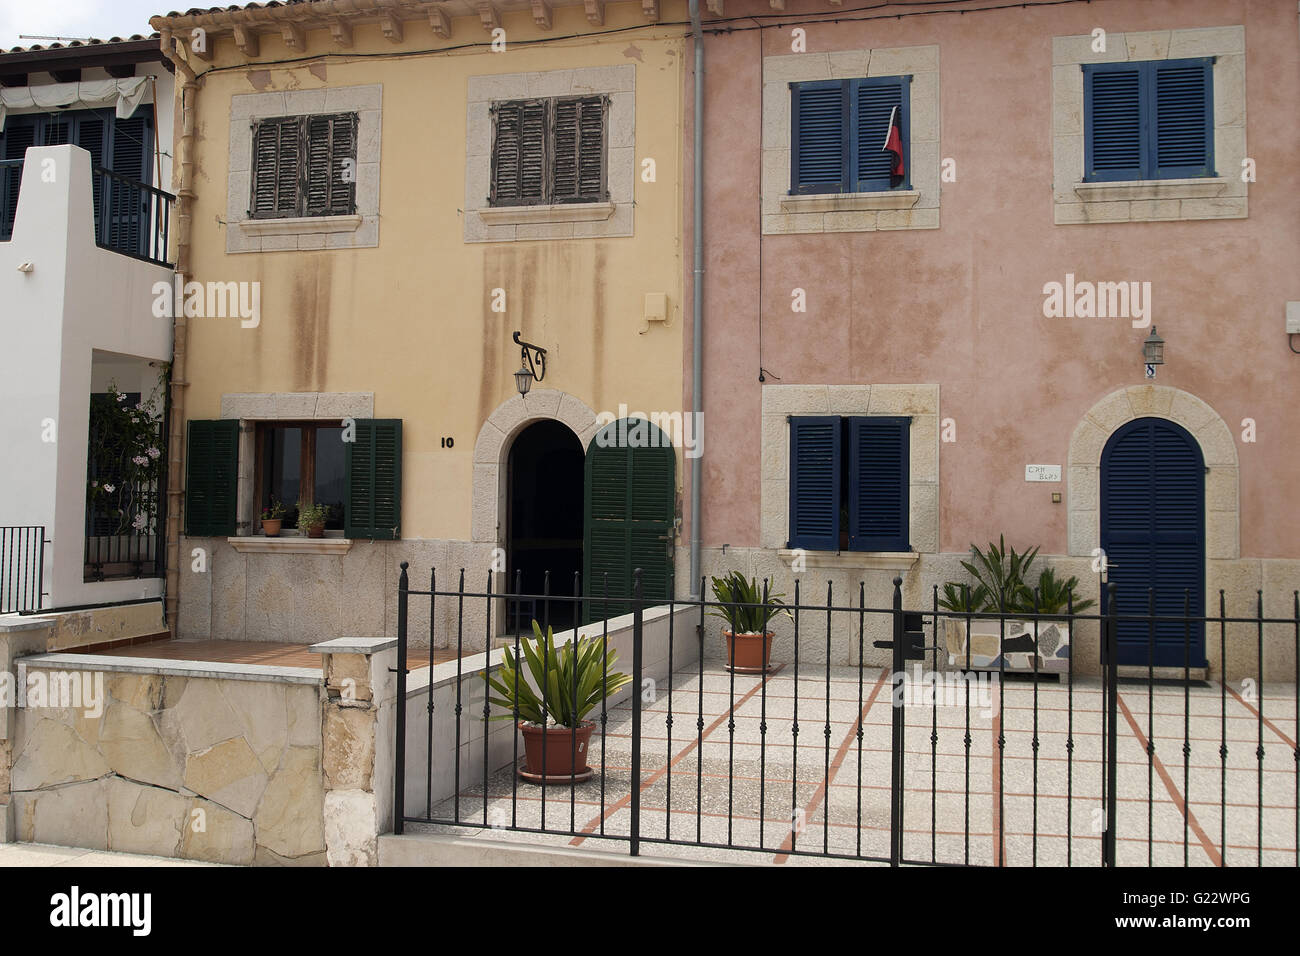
[441, 437, 454, 448]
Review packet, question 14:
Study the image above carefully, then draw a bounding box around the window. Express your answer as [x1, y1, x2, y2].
[1083, 58, 1214, 182]
[249, 112, 358, 219]
[185, 418, 401, 539]
[0, 108, 153, 241]
[788, 416, 910, 552]
[489, 95, 609, 206]
[790, 77, 909, 195]
[256, 423, 347, 531]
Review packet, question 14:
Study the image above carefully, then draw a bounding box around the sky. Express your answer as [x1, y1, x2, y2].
[0, 0, 173, 50]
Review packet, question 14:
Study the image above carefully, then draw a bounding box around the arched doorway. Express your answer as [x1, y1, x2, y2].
[507, 420, 584, 632]
[583, 418, 676, 623]
[1101, 417, 1206, 667]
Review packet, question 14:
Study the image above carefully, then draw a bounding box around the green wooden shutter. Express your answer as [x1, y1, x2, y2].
[250, 116, 301, 218]
[345, 419, 402, 540]
[304, 113, 357, 216]
[583, 421, 675, 622]
[185, 420, 239, 536]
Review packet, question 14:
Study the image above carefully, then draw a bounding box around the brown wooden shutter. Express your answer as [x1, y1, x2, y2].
[491, 99, 547, 206]
[250, 117, 300, 218]
[304, 113, 357, 216]
[552, 95, 607, 203]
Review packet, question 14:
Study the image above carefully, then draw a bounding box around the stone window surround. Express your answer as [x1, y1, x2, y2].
[1052, 26, 1247, 225]
[227, 85, 382, 254]
[465, 65, 636, 243]
[761, 46, 940, 235]
[759, 384, 940, 558]
[1066, 385, 1239, 560]
[219, 392, 375, 542]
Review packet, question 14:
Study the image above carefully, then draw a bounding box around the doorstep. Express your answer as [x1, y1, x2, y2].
[1116, 665, 1210, 682]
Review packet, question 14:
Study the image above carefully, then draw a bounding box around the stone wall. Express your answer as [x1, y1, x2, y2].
[7, 662, 327, 865]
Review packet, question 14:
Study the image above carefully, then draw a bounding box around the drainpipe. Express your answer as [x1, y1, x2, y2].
[156, 28, 199, 635]
[688, 0, 704, 597]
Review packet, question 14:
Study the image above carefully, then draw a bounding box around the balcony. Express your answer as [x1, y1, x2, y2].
[0, 156, 174, 267]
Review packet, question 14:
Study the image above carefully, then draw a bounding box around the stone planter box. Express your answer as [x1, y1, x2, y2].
[943, 618, 1071, 674]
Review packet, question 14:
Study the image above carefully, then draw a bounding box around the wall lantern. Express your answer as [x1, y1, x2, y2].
[513, 331, 547, 397]
[1142, 326, 1165, 379]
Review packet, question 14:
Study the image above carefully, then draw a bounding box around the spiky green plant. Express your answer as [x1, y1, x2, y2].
[936, 581, 990, 614]
[1019, 566, 1096, 615]
[483, 620, 632, 728]
[708, 571, 791, 635]
[960, 535, 1038, 613]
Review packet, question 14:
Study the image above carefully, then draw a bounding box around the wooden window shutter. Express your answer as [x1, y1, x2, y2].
[552, 95, 607, 203]
[788, 416, 840, 551]
[250, 117, 301, 218]
[305, 112, 357, 216]
[185, 420, 239, 537]
[791, 81, 846, 194]
[345, 419, 402, 540]
[1152, 59, 1213, 178]
[853, 77, 907, 191]
[847, 417, 910, 552]
[1, 120, 36, 239]
[491, 99, 547, 206]
[1084, 63, 1143, 181]
[108, 114, 151, 254]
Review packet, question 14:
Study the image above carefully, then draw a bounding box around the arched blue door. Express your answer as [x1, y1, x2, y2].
[1101, 418, 1206, 667]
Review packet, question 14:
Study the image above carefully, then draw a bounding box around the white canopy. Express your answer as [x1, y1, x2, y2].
[0, 76, 151, 132]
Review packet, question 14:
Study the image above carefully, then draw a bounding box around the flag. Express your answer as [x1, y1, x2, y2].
[882, 105, 904, 187]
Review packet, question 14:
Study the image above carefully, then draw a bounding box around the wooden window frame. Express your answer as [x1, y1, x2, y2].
[248, 112, 359, 220]
[488, 95, 610, 207]
[789, 76, 911, 196]
[253, 421, 346, 533]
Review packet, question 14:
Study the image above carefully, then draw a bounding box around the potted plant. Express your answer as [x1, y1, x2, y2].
[938, 536, 1037, 672]
[296, 500, 328, 538]
[260, 498, 287, 537]
[709, 571, 791, 673]
[483, 620, 632, 782]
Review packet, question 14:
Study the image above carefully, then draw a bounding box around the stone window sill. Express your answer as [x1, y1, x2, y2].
[777, 549, 920, 571]
[228, 536, 353, 555]
[781, 191, 920, 214]
[477, 202, 615, 226]
[1072, 178, 1228, 202]
[238, 214, 363, 236]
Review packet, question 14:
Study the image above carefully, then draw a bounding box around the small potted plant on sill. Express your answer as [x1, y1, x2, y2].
[483, 620, 632, 783]
[260, 498, 287, 537]
[709, 570, 791, 673]
[296, 501, 329, 538]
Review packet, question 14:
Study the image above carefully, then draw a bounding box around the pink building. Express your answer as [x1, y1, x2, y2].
[682, 0, 1299, 678]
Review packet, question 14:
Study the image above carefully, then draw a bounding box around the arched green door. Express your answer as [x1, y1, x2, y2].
[583, 418, 675, 622]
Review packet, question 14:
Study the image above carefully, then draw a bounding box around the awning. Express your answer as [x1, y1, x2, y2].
[0, 76, 152, 133]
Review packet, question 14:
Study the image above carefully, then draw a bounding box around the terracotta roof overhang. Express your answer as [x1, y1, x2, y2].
[0, 36, 170, 78]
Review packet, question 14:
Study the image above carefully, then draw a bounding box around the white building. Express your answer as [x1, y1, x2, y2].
[0, 37, 175, 616]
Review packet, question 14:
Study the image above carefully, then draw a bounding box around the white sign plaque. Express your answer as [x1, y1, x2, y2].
[1025, 464, 1062, 482]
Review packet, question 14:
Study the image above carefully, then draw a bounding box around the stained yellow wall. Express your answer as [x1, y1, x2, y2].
[179, 4, 686, 540]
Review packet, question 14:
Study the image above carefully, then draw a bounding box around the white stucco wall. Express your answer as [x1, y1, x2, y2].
[0, 144, 173, 609]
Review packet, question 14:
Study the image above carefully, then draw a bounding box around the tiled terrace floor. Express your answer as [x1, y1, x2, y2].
[409, 663, 1299, 867]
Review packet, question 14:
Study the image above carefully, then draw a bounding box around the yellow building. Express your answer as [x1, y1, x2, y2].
[151, 1, 690, 646]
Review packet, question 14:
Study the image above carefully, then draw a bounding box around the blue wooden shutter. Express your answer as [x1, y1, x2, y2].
[852, 77, 908, 191]
[345, 419, 402, 539]
[1084, 63, 1143, 181]
[791, 81, 846, 194]
[788, 416, 840, 550]
[185, 420, 239, 537]
[847, 417, 910, 551]
[1, 118, 37, 240]
[1152, 58, 1213, 178]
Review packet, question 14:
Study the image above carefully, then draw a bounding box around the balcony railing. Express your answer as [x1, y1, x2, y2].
[1, 526, 47, 614]
[0, 157, 174, 267]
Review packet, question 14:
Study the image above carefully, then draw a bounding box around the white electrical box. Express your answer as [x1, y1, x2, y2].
[1288, 301, 1300, 334]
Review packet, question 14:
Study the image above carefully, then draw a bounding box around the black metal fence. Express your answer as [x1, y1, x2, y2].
[393, 565, 1300, 867]
[0, 158, 173, 266]
[1, 526, 47, 614]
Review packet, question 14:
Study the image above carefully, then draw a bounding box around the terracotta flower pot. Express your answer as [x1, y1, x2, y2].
[305, 523, 325, 539]
[518, 720, 594, 778]
[723, 630, 775, 672]
[261, 519, 282, 537]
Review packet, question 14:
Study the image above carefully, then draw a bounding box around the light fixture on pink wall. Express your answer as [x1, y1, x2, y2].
[1142, 327, 1165, 379]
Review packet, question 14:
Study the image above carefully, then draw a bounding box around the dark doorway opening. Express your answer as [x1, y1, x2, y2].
[507, 420, 584, 633]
